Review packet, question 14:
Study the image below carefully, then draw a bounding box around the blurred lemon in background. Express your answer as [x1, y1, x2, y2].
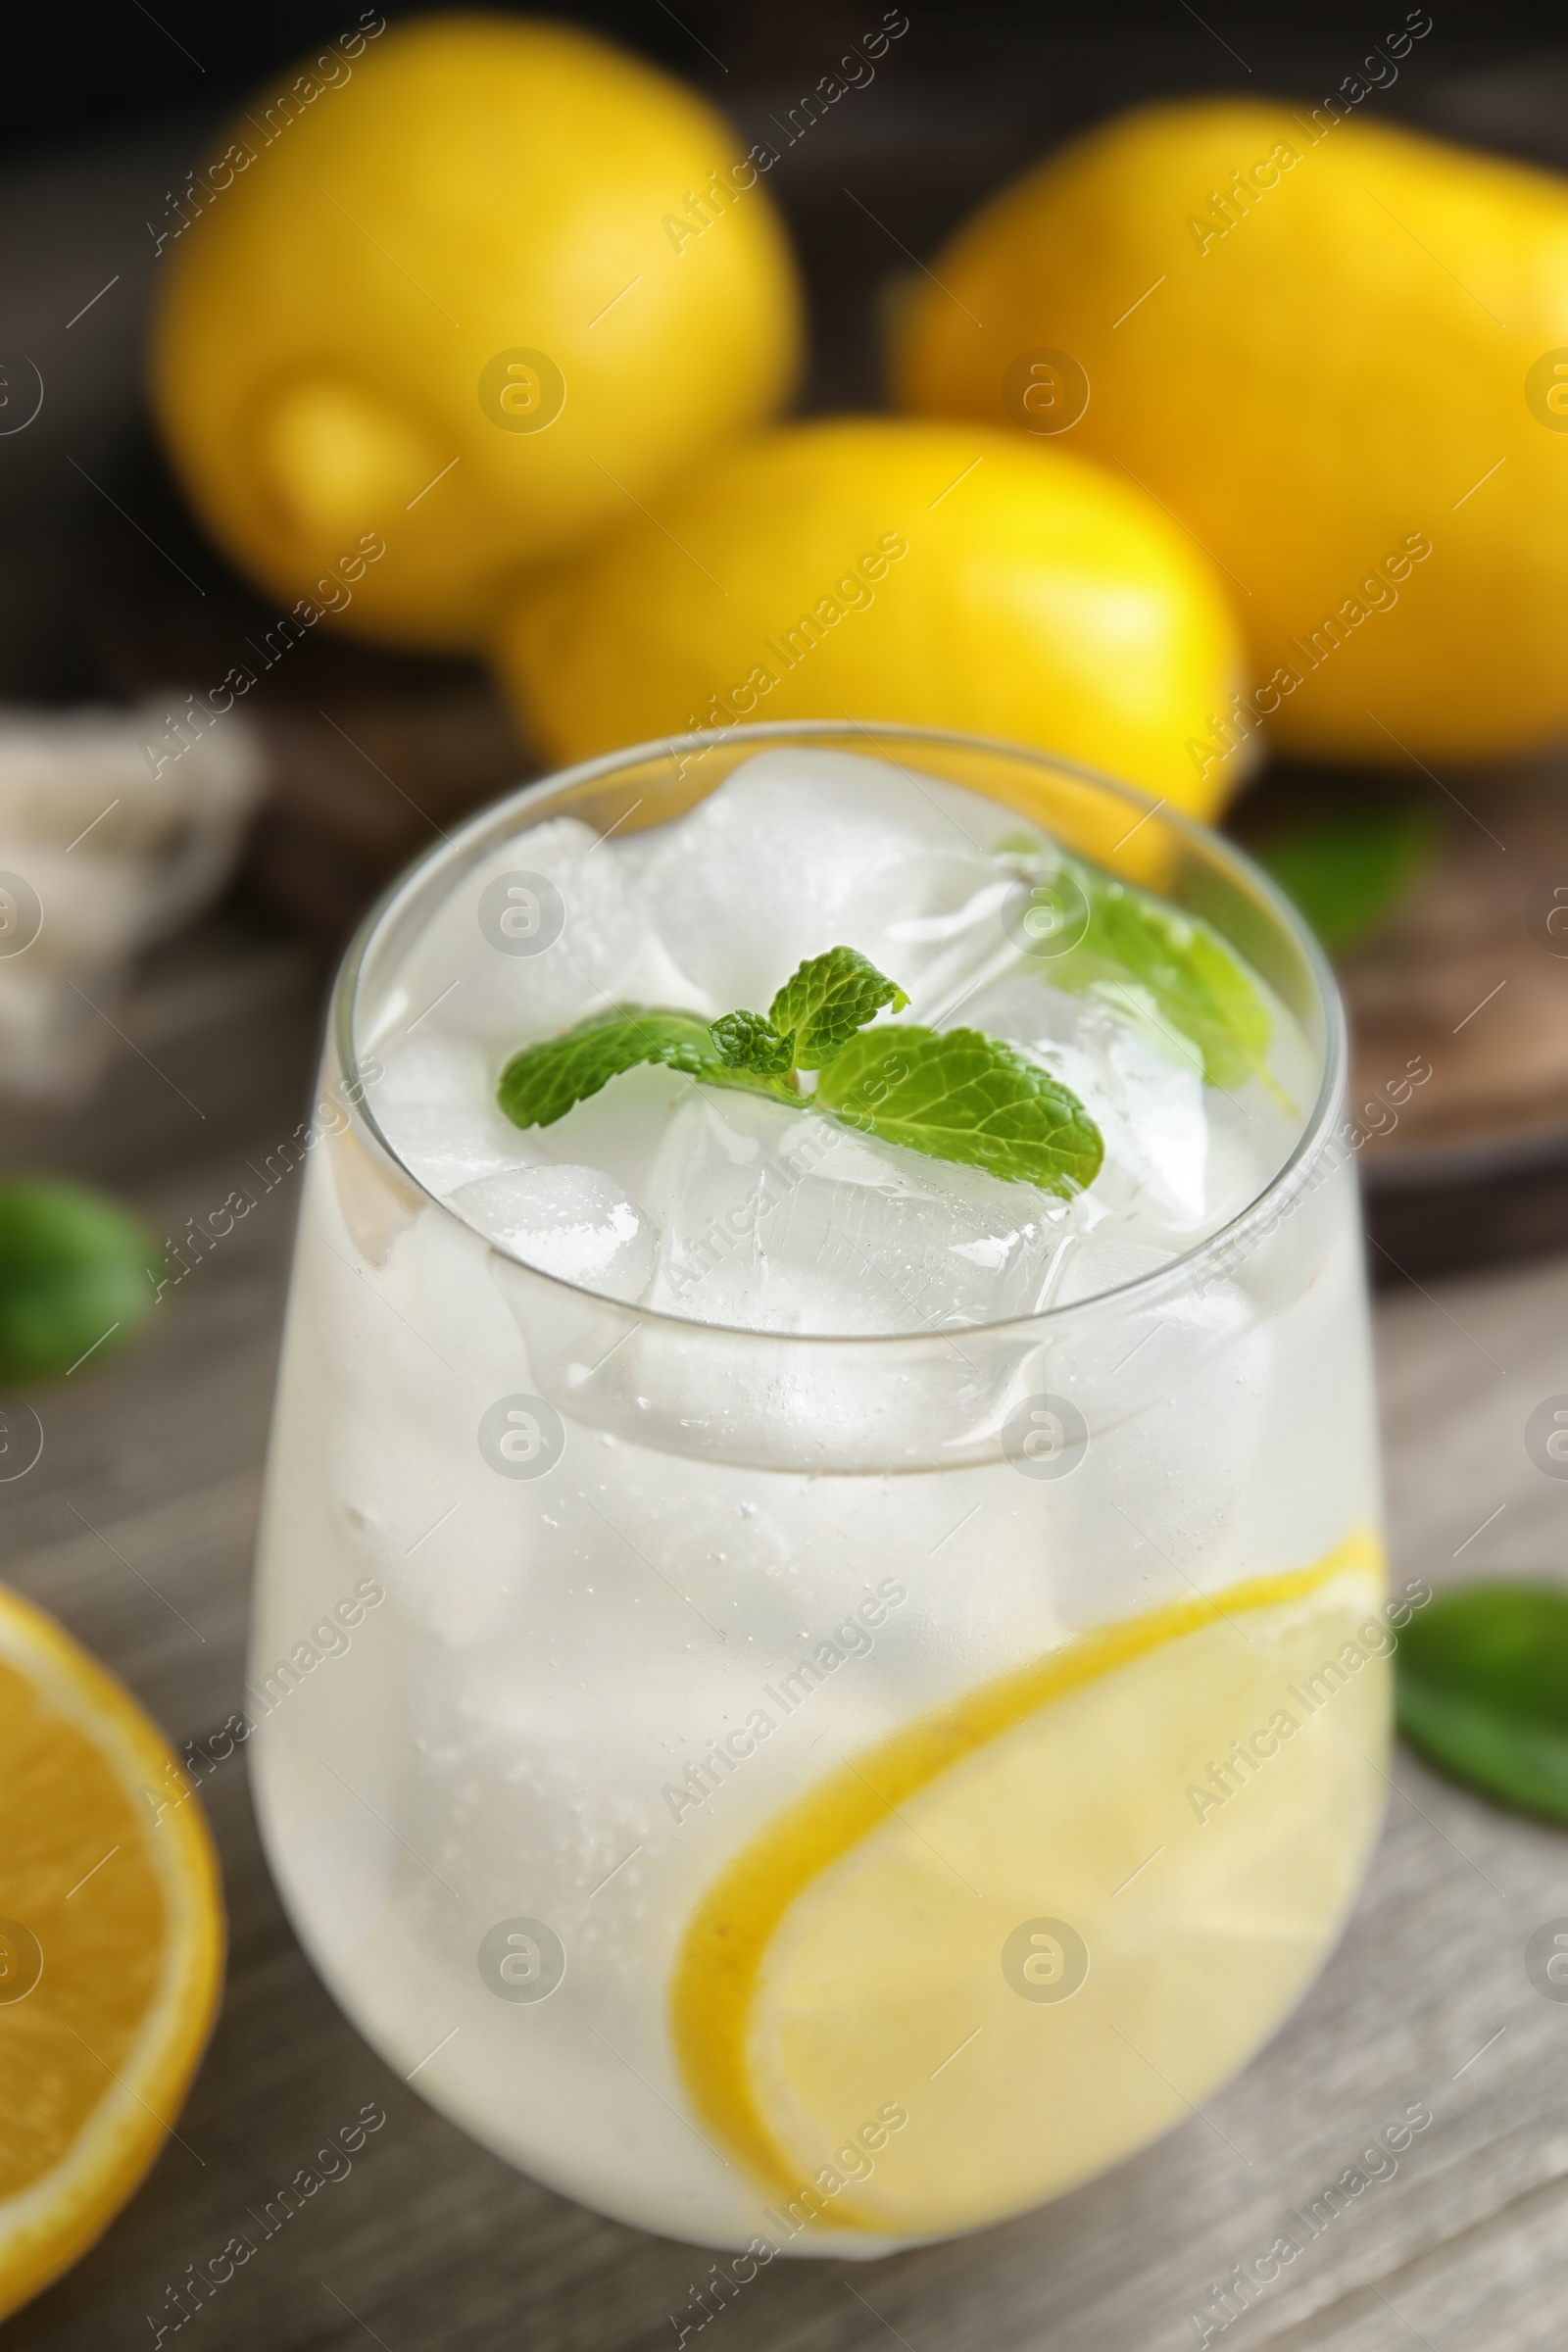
[152, 14, 801, 650]
[896, 101, 1568, 767]
[493, 418, 1248, 812]
[0, 1589, 222, 2320]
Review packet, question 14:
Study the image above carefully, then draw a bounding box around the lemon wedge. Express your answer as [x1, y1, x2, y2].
[0, 1587, 223, 2320]
[672, 1538, 1386, 2240]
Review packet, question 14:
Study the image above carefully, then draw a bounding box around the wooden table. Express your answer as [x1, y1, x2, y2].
[5, 917, 1568, 2352]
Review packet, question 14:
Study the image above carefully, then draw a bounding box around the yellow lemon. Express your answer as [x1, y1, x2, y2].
[493, 417, 1248, 813]
[0, 1588, 223, 2320]
[672, 1537, 1386, 2240]
[895, 98, 1568, 772]
[151, 14, 801, 650]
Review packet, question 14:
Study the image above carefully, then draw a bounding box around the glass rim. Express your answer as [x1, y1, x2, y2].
[332, 717, 1347, 1348]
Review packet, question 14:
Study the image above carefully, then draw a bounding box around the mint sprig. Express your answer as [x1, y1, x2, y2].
[498, 947, 1102, 1198]
[1080, 880, 1268, 1092]
[1033, 856, 1272, 1093]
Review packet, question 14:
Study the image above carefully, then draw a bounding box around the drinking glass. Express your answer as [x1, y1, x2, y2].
[249, 722, 1389, 2255]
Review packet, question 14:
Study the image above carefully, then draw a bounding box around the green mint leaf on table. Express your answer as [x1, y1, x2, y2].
[0, 1180, 158, 1386]
[710, 1007, 797, 1075]
[1396, 1582, 1568, 1825]
[1051, 863, 1273, 1094]
[818, 1027, 1103, 1199]
[768, 946, 908, 1070]
[1253, 806, 1437, 959]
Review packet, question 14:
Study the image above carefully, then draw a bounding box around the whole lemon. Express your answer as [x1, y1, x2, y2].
[493, 417, 1247, 813]
[151, 14, 801, 650]
[895, 98, 1568, 776]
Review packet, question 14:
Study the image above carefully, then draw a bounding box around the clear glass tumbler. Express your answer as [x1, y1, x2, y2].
[249, 722, 1389, 2257]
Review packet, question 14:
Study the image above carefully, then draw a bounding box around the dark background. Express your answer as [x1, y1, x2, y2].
[7, 1, 1565, 157]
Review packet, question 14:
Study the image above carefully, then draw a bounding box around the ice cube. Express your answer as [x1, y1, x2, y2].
[641, 1089, 1070, 1335]
[451, 1165, 657, 1303]
[632, 750, 1001, 1013]
[377, 1103, 548, 1200]
[525, 1060, 700, 1209]
[962, 973, 1210, 1237]
[1050, 1233, 1176, 1307]
[314, 1198, 540, 1648]
[366, 1028, 555, 1199]
[387, 815, 706, 1048]
[1202, 1085, 1297, 1231]
[370, 1031, 491, 1107]
[1039, 1258, 1274, 1586]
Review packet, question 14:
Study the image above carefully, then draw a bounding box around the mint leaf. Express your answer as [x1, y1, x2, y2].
[768, 947, 908, 1071]
[1396, 1582, 1568, 1825]
[818, 1027, 1102, 1197]
[710, 1007, 797, 1075]
[500, 1005, 804, 1126]
[1254, 807, 1436, 958]
[499, 1005, 731, 1128]
[0, 1180, 158, 1386]
[1052, 866, 1271, 1092]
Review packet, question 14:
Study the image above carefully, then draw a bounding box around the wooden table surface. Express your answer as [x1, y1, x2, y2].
[5, 916, 1568, 2352]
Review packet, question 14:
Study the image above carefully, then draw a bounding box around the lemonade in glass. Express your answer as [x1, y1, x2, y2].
[250, 723, 1389, 2254]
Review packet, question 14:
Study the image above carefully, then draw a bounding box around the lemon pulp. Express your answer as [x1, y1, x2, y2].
[671, 1535, 1388, 2239]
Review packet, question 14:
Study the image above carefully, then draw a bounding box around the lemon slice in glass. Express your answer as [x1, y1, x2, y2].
[671, 1538, 1387, 2241]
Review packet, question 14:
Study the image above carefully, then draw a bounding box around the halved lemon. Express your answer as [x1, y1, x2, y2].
[672, 1537, 1387, 2240]
[0, 1587, 223, 2320]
